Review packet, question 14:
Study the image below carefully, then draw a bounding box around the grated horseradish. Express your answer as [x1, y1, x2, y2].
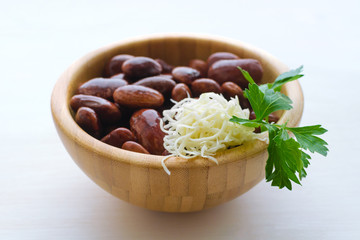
[160, 92, 255, 174]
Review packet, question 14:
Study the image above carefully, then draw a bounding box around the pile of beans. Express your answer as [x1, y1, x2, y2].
[70, 52, 277, 155]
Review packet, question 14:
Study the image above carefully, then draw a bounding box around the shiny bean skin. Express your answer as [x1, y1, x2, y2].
[189, 59, 208, 77]
[104, 54, 134, 77]
[221, 82, 250, 109]
[191, 78, 221, 97]
[208, 59, 263, 89]
[221, 81, 243, 100]
[249, 110, 261, 133]
[171, 66, 200, 85]
[122, 141, 150, 154]
[130, 109, 165, 155]
[250, 111, 279, 133]
[133, 76, 176, 96]
[110, 73, 126, 80]
[207, 52, 239, 68]
[122, 57, 162, 80]
[249, 110, 256, 120]
[250, 110, 279, 123]
[158, 74, 173, 79]
[75, 107, 102, 138]
[101, 127, 136, 148]
[78, 77, 127, 100]
[113, 85, 164, 109]
[70, 94, 121, 124]
[162, 149, 170, 156]
[268, 113, 279, 123]
[171, 83, 192, 102]
[155, 58, 173, 73]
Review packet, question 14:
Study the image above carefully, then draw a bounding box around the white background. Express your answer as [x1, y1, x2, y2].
[1, 0, 359, 239]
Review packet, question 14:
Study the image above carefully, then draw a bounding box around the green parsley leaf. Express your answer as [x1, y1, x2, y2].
[239, 68, 293, 121]
[271, 65, 304, 91]
[260, 88, 293, 120]
[230, 66, 329, 190]
[237, 67, 256, 84]
[268, 130, 302, 189]
[247, 65, 304, 93]
[286, 125, 329, 156]
[229, 116, 262, 128]
[299, 151, 311, 180]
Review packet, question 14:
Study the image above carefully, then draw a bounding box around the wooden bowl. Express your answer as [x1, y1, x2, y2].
[51, 34, 303, 212]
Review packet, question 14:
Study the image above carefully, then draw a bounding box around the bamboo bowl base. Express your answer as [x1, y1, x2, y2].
[51, 34, 303, 212]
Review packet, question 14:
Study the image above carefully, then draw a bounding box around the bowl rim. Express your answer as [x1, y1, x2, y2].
[51, 33, 304, 170]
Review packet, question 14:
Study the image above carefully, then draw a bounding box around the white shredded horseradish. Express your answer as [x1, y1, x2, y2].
[160, 92, 255, 175]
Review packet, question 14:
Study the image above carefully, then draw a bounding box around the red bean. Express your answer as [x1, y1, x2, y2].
[172, 66, 200, 85]
[101, 127, 136, 148]
[113, 85, 164, 109]
[171, 83, 192, 102]
[78, 78, 127, 100]
[110, 73, 126, 80]
[191, 78, 221, 97]
[133, 76, 176, 96]
[221, 82, 250, 109]
[162, 149, 170, 156]
[122, 57, 162, 80]
[70, 94, 121, 124]
[207, 52, 239, 67]
[250, 110, 279, 123]
[208, 59, 263, 89]
[189, 59, 207, 77]
[130, 109, 165, 155]
[155, 58, 174, 73]
[122, 141, 150, 154]
[105, 54, 134, 77]
[268, 113, 279, 123]
[75, 107, 102, 138]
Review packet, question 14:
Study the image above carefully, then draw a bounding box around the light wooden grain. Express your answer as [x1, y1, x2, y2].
[50, 34, 304, 212]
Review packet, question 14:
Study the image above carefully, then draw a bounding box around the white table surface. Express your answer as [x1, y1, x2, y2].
[1, 0, 359, 239]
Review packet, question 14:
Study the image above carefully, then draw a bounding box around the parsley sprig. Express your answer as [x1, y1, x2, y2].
[230, 66, 328, 190]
